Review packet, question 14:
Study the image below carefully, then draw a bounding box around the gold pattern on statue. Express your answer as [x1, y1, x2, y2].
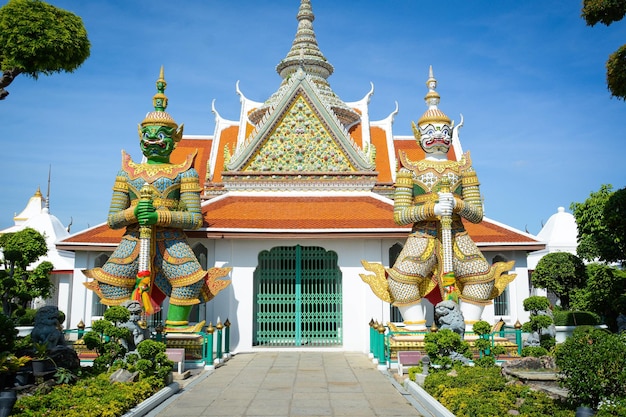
[122, 150, 197, 182]
[399, 150, 472, 175]
[359, 261, 393, 303]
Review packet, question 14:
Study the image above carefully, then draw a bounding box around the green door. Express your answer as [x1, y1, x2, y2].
[253, 245, 342, 347]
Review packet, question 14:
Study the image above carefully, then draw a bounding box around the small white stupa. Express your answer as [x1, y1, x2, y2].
[1, 188, 73, 271]
[527, 206, 578, 270]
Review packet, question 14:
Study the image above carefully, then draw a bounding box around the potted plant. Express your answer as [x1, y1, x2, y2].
[30, 343, 55, 377]
[13, 308, 36, 337]
[0, 352, 30, 389]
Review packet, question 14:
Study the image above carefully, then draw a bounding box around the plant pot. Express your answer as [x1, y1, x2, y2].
[555, 325, 608, 343]
[0, 390, 16, 417]
[14, 371, 31, 387]
[575, 406, 595, 416]
[0, 374, 14, 391]
[15, 326, 34, 337]
[31, 358, 56, 377]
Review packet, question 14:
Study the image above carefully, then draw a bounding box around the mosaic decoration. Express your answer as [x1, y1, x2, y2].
[84, 68, 231, 332]
[245, 95, 352, 172]
[361, 67, 517, 325]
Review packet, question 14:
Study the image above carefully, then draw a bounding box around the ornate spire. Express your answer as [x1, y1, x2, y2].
[417, 66, 451, 126]
[249, 0, 360, 128]
[275, 0, 333, 80]
[140, 66, 179, 129]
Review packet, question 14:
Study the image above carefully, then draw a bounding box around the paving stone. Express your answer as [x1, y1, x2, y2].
[147, 352, 424, 417]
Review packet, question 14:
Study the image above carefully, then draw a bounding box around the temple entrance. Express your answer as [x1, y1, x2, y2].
[253, 245, 342, 347]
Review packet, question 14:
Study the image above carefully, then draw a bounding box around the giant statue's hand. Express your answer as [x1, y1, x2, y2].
[434, 192, 455, 217]
[134, 199, 158, 226]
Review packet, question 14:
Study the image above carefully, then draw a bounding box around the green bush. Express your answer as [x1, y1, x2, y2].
[12, 372, 164, 417]
[0, 312, 17, 352]
[552, 310, 601, 326]
[596, 397, 626, 417]
[123, 339, 173, 382]
[471, 320, 492, 335]
[555, 327, 626, 409]
[521, 346, 549, 357]
[521, 314, 553, 333]
[83, 306, 132, 373]
[471, 320, 501, 367]
[521, 296, 557, 353]
[407, 365, 421, 381]
[473, 355, 496, 368]
[13, 307, 37, 326]
[422, 365, 574, 416]
[524, 296, 551, 313]
[423, 329, 471, 366]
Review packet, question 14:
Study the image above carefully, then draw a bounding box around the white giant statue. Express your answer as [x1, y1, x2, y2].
[361, 67, 516, 330]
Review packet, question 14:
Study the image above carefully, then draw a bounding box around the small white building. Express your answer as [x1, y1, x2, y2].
[0, 189, 75, 319]
[527, 206, 579, 303]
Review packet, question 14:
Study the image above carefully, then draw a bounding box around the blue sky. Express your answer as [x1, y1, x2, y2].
[1, 0, 625, 235]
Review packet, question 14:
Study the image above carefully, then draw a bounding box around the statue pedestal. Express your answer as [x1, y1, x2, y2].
[165, 333, 204, 364]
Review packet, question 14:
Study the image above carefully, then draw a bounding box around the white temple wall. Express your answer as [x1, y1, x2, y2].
[479, 250, 532, 327]
[63, 237, 535, 352]
[69, 251, 102, 329]
[204, 237, 399, 353]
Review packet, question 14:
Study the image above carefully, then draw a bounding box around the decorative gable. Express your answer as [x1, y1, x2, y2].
[244, 94, 353, 172]
[222, 71, 378, 192]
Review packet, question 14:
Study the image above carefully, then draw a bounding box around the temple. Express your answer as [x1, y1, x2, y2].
[55, 0, 544, 352]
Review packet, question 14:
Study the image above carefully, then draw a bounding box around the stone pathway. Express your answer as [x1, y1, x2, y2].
[148, 351, 424, 417]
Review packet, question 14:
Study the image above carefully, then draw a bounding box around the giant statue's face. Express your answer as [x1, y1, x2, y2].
[140, 125, 175, 161]
[419, 122, 451, 155]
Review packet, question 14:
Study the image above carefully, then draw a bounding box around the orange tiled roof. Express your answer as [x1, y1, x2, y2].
[171, 138, 212, 183]
[58, 194, 541, 248]
[204, 195, 399, 229]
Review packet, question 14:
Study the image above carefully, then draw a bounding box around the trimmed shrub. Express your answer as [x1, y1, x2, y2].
[0, 312, 17, 352]
[521, 346, 549, 357]
[555, 327, 626, 409]
[422, 365, 574, 416]
[12, 372, 164, 417]
[552, 310, 601, 326]
[123, 339, 173, 382]
[423, 329, 471, 366]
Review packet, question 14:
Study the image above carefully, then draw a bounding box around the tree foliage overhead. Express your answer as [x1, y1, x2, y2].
[571, 184, 626, 265]
[0, 0, 90, 100]
[604, 186, 626, 258]
[571, 263, 626, 331]
[531, 252, 586, 309]
[0, 227, 54, 317]
[581, 0, 626, 100]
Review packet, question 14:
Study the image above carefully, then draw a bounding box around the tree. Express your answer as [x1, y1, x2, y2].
[571, 184, 625, 265]
[0, 0, 90, 100]
[0, 227, 54, 318]
[571, 263, 626, 332]
[521, 296, 555, 355]
[532, 252, 587, 309]
[555, 327, 626, 409]
[604, 186, 626, 260]
[581, 0, 626, 100]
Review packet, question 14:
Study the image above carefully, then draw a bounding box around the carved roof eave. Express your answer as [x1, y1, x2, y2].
[226, 72, 372, 172]
[221, 170, 379, 192]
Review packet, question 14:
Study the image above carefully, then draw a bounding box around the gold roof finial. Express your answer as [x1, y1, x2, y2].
[417, 66, 451, 126]
[140, 66, 179, 131]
